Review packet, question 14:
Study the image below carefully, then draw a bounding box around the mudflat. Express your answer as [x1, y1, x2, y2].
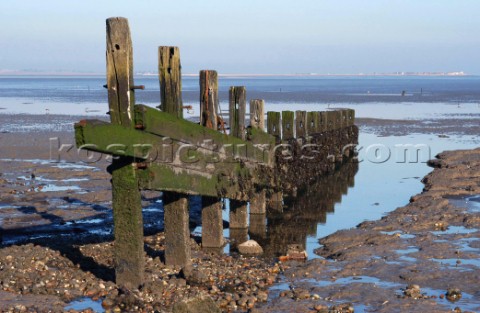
[0, 113, 479, 312]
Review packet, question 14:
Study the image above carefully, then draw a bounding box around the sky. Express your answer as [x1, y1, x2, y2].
[1, 0, 480, 74]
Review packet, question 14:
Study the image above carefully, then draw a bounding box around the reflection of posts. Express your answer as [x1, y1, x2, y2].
[249, 190, 267, 242]
[201, 197, 224, 249]
[267, 191, 283, 214]
[229, 200, 248, 252]
[249, 213, 267, 241]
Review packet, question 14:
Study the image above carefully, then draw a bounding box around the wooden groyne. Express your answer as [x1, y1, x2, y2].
[74, 17, 358, 288]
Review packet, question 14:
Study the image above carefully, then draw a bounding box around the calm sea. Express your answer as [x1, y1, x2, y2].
[1, 75, 480, 116]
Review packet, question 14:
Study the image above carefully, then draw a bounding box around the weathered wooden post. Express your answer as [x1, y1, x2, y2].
[281, 111, 294, 140]
[229, 88, 248, 249]
[267, 111, 281, 140]
[295, 111, 307, 138]
[250, 99, 265, 130]
[106, 17, 144, 288]
[158, 46, 192, 266]
[159, 46, 183, 118]
[229, 86, 247, 140]
[200, 70, 219, 130]
[199, 71, 224, 250]
[164, 192, 191, 266]
[319, 111, 328, 132]
[307, 111, 318, 135]
[249, 102, 267, 215]
[201, 197, 224, 249]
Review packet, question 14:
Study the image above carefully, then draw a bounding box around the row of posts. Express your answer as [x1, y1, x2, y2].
[157, 46, 356, 268]
[158, 47, 280, 269]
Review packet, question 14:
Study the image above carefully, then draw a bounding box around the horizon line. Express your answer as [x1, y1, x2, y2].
[0, 70, 471, 77]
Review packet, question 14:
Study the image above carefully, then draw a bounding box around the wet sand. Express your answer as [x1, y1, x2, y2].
[0, 113, 479, 312]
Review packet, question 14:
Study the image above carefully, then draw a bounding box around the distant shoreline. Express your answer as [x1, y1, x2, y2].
[0, 71, 470, 78]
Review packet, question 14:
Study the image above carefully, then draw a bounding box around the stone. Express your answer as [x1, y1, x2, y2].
[237, 240, 263, 255]
[173, 295, 221, 313]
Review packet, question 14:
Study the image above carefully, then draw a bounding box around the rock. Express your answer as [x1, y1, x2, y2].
[238, 240, 263, 255]
[446, 288, 462, 302]
[178, 264, 208, 285]
[173, 295, 221, 313]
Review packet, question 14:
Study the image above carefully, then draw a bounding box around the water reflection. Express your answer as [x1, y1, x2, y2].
[250, 162, 358, 258]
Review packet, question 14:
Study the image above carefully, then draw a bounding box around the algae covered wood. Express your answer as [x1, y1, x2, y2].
[295, 111, 307, 138]
[159, 46, 182, 118]
[267, 112, 281, 139]
[281, 111, 294, 140]
[200, 70, 219, 130]
[105, 17, 144, 289]
[229, 86, 247, 140]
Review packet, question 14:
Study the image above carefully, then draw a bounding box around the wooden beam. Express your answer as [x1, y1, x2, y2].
[134, 105, 272, 164]
[159, 46, 183, 118]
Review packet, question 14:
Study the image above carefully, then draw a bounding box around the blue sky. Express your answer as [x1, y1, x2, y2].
[1, 0, 479, 74]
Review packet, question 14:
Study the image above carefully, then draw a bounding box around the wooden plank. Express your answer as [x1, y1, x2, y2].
[137, 162, 256, 201]
[295, 111, 307, 138]
[200, 70, 218, 130]
[105, 17, 143, 289]
[229, 86, 247, 140]
[281, 111, 294, 140]
[267, 111, 281, 139]
[159, 46, 183, 118]
[250, 99, 265, 130]
[134, 105, 273, 163]
[75, 118, 272, 173]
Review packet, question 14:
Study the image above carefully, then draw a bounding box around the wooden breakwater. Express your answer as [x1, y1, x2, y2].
[74, 17, 358, 288]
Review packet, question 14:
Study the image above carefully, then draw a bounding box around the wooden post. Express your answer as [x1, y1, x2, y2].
[295, 111, 307, 138]
[229, 200, 248, 229]
[106, 17, 144, 288]
[164, 192, 191, 267]
[326, 111, 335, 131]
[281, 111, 294, 140]
[200, 70, 218, 130]
[229, 86, 247, 140]
[319, 111, 328, 132]
[158, 46, 182, 118]
[249, 213, 267, 241]
[250, 99, 265, 130]
[267, 111, 281, 139]
[267, 191, 283, 213]
[307, 111, 318, 135]
[249, 189, 266, 214]
[201, 197, 224, 248]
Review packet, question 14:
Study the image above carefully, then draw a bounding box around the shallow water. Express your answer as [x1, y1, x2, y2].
[64, 297, 104, 312]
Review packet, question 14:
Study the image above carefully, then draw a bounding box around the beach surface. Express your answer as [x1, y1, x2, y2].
[0, 112, 479, 312]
